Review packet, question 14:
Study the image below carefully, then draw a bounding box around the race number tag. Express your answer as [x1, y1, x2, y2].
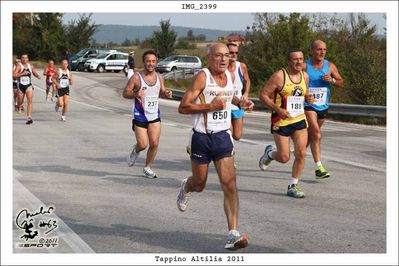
[287, 96, 304, 117]
[207, 102, 231, 131]
[60, 79, 69, 88]
[20, 76, 30, 85]
[309, 87, 327, 106]
[144, 96, 159, 114]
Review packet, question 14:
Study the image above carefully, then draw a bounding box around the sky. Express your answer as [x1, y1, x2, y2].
[62, 12, 386, 34]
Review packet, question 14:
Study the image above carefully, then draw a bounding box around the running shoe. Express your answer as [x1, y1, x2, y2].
[224, 232, 249, 250]
[287, 184, 305, 198]
[61, 116, 66, 122]
[177, 178, 190, 212]
[127, 144, 139, 167]
[315, 165, 330, 179]
[143, 167, 157, 178]
[259, 145, 275, 171]
[55, 103, 59, 112]
[26, 118, 33, 125]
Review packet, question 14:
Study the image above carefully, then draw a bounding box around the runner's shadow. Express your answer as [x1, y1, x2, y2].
[58, 216, 289, 253]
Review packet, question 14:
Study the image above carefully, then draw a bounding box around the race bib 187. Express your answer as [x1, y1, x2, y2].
[309, 87, 328, 106]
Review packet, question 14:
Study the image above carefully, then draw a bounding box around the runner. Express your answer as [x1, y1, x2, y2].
[126, 51, 135, 79]
[177, 43, 253, 250]
[13, 53, 41, 124]
[258, 48, 314, 198]
[52, 59, 73, 121]
[43, 60, 57, 102]
[227, 43, 251, 141]
[303, 40, 344, 179]
[123, 50, 172, 178]
[13, 58, 21, 111]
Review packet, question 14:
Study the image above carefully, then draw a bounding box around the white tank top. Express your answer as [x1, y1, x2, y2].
[231, 61, 244, 111]
[192, 68, 234, 133]
[58, 68, 70, 88]
[18, 63, 32, 86]
[132, 72, 161, 122]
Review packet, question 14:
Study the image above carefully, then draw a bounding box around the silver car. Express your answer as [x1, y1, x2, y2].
[156, 55, 202, 73]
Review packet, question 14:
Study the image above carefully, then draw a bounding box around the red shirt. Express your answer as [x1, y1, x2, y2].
[45, 66, 56, 82]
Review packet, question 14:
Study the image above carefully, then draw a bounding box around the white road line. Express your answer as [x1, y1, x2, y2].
[13, 170, 95, 253]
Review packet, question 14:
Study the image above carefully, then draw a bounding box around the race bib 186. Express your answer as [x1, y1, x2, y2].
[287, 96, 304, 117]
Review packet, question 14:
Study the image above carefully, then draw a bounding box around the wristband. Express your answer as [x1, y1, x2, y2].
[332, 77, 336, 84]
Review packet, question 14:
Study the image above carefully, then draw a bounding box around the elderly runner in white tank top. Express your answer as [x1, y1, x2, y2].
[177, 43, 253, 250]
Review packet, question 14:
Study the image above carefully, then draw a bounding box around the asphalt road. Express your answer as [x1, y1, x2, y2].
[13, 70, 386, 253]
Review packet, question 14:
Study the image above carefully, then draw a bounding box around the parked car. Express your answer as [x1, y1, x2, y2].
[84, 52, 129, 73]
[69, 48, 119, 71]
[156, 55, 202, 73]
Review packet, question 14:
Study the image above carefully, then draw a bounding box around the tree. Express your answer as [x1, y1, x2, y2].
[65, 14, 97, 54]
[240, 12, 386, 106]
[187, 29, 194, 41]
[240, 13, 315, 93]
[13, 13, 65, 61]
[121, 38, 131, 46]
[151, 19, 177, 59]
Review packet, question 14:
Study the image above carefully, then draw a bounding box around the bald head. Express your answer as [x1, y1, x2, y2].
[309, 39, 327, 62]
[207, 43, 230, 74]
[207, 43, 228, 56]
[309, 40, 326, 51]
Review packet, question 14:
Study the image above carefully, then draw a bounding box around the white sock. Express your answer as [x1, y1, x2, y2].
[229, 229, 240, 236]
[267, 150, 274, 160]
[316, 161, 322, 167]
[290, 178, 299, 186]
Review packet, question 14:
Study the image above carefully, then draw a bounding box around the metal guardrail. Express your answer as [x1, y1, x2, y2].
[163, 69, 201, 80]
[169, 89, 386, 118]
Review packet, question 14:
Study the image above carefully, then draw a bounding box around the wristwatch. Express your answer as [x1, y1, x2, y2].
[331, 77, 336, 84]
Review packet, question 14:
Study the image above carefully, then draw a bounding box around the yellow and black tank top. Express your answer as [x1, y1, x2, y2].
[271, 68, 307, 127]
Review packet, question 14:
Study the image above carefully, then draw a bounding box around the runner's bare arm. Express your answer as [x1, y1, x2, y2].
[13, 65, 23, 80]
[52, 71, 61, 89]
[259, 70, 290, 118]
[329, 62, 344, 88]
[158, 74, 172, 98]
[241, 63, 251, 99]
[123, 73, 143, 99]
[178, 71, 225, 114]
[31, 65, 41, 79]
[303, 72, 314, 104]
[68, 72, 73, 86]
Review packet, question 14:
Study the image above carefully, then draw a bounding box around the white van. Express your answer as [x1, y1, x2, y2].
[156, 55, 202, 73]
[85, 52, 129, 73]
